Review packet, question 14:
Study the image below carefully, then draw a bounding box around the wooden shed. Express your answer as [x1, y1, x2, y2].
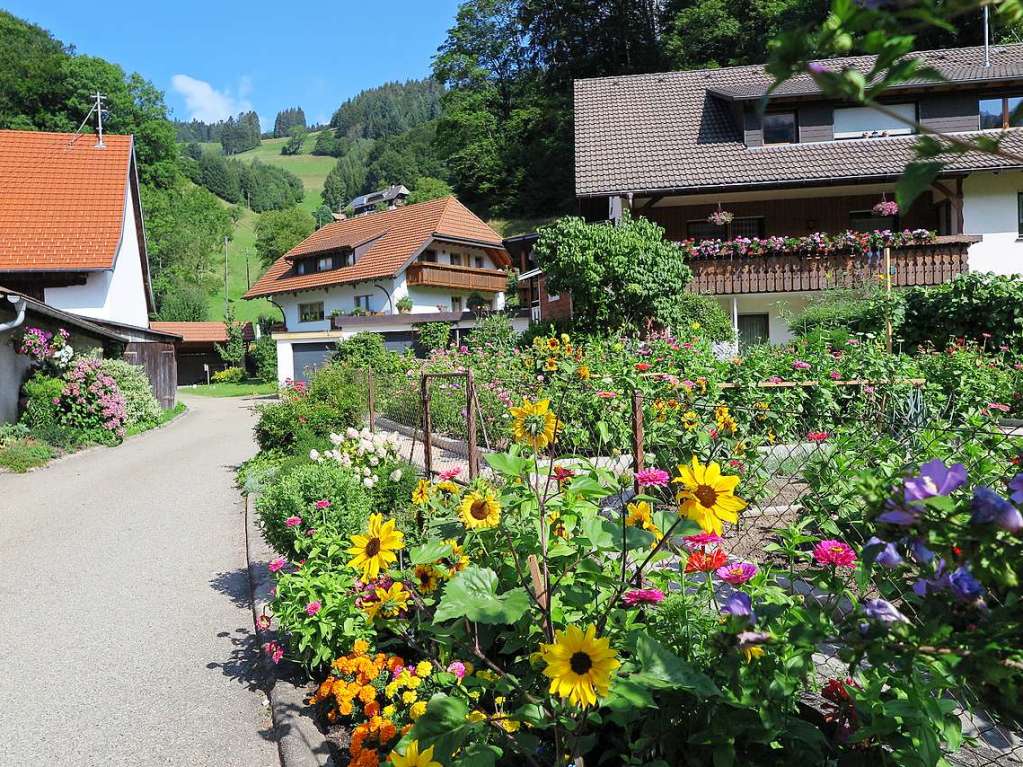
[149, 321, 254, 385]
[93, 320, 181, 409]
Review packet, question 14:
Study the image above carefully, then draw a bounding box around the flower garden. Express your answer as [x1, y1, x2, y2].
[243, 325, 1023, 767]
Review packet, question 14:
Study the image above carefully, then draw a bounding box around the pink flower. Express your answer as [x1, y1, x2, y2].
[447, 661, 467, 679]
[635, 467, 670, 487]
[255, 614, 271, 631]
[439, 467, 462, 481]
[792, 360, 811, 371]
[314, 499, 331, 510]
[813, 539, 858, 568]
[305, 600, 322, 616]
[596, 390, 617, 399]
[683, 532, 723, 550]
[268, 557, 287, 573]
[988, 402, 1010, 413]
[767, 375, 784, 384]
[829, 370, 842, 380]
[716, 562, 758, 585]
[623, 588, 665, 606]
[285, 516, 302, 528]
[262, 641, 285, 664]
[807, 431, 829, 443]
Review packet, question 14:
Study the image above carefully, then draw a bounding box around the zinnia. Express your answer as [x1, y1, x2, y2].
[285, 516, 302, 528]
[623, 588, 665, 606]
[268, 557, 287, 573]
[635, 467, 670, 487]
[806, 431, 829, 443]
[813, 539, 857, 568]
[305, 600, 322, 616]
[685, 548, 728, 573]
[262, 641, 285, 664]
[683, 531, 723, 549]
[314, 499, 331, 510]
[439, 467, 461, 481]
[716, 561, 757, 585]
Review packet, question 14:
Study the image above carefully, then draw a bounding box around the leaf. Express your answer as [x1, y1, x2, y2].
[455, 743, 502, 767]
[410, 540, 452, 565]
[407, 693, 471, 763]
[486, 452, 529, 477]
[633, 635, 720, 697]
[434, 566, 531, 625]
[897, 161, 943, 210]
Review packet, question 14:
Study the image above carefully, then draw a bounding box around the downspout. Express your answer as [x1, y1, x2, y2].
[0, 293, 27, 334]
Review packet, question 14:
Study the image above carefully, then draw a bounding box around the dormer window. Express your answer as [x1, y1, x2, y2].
[834, 103, 915, 139]
[318, 256, 333, 271]
[763, 112, 797, 144]
[980, 96, 1023, 129]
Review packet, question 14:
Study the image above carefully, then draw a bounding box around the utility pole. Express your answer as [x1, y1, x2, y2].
[245, 252, 251, 289]
[93, 92, 106, 148]
[223, 236, 229, 318]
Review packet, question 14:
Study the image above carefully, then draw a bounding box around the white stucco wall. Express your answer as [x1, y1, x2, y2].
[962, 170, 1023, 276]
[715, 293, 811, 345]
[0, 342, 31, 424]
[44, 184, 150, 328]
[276, 337, 295, 384]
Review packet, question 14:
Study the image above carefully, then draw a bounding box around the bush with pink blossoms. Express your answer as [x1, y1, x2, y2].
[55, 359, 127, 440]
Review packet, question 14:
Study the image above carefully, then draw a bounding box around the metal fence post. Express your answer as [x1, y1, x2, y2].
[632, 389, 644, 495]
[420, 374, 433, 478]
[466, 369, 479, 479]
[367, 367, 376, 432]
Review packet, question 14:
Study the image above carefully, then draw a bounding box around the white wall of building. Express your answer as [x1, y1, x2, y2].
[279, 279, 401, 332]
[276, 337, 296, 383]
[714, 293, 811, 345]
[962, 170, 1023, 276]
[44, 185, 150, 328]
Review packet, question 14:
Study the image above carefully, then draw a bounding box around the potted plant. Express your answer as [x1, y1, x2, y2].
[396, 296, 413, 314]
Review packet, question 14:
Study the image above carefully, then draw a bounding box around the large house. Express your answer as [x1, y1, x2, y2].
[244, 195, 516, 382]
[561, 43, 1023, 344]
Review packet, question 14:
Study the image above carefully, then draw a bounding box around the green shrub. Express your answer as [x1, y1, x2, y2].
[416, 321, 452, 352]
[21, 372, 63, 429]
[674, 291, 734, 342]
[789, 286, 903, 340]
[251, 336, 278, 383]
[0, 422, 30, 448]
[0, 438, 53, 472]
[212, 366, 245, 384]
[97, 358, 161, 428]
[255, 461, 373, 558]
[468, 313, 519, 353]
[253, 368, 364, 454]
[901, 272, 1023, 350]
[332, 332, 403, 374]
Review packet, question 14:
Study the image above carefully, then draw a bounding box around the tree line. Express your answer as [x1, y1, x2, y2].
[273, 106, 306, 138]
[173, 110, 262, 154]
[181, 149, 304, 212]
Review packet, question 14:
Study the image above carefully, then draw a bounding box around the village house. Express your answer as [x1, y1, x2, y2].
[244, 195, 517, 382]
[524, 43, 1023, 344]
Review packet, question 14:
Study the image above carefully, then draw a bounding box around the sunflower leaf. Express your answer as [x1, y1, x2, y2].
[434, 565, 531, 625]
[634, 635, 721, 697]
[405, 693, 471, 762]
[410, 540, 452, 565]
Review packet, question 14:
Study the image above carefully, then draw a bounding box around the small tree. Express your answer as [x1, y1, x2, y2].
[254, 207, 315, 267]
[215, 305, 247, 369]
[416, 322, 451, 352]
[314, 205, 335, 229]
[281, 126, 306, 156]
[407, 176, 453, 205]
[533, 213, 693, 334]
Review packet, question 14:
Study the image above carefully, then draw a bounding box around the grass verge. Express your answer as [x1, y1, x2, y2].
[124, 402, 187, 437]
[179, 381, 278, 398]
[0, 438, 54, 473]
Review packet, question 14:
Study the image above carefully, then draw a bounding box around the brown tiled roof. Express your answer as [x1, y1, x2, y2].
[575, 43, 1023, 197]
[149, 321, 255, 343]
[244, 196, 508, 299]
[0, 130, 134, 271]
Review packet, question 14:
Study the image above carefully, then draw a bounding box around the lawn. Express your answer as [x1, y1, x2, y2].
[179, 381, 278, 397]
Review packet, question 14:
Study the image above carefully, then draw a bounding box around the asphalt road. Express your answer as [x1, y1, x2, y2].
[0, 394, 278, 767]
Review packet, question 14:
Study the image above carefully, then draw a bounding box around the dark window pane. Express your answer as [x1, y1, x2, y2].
[732, 217, 765, 238]
[763, 112, 797, 144]
[1009, 97, 1023, 128]
[738, 314, 769, 348]
[980, 98, 1004, 129]
[1018, 193, 1023, 236]
[849, 210, 896, 232]
[687, 221, 726, 240]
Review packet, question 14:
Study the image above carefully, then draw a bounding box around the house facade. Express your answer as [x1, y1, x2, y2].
[567, 43, 1023, 344]
[244, 196, 518, 383]
[0, 130, 154, 329]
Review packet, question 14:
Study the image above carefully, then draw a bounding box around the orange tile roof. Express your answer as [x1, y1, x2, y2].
[244, 196, 509, 299]
[149, 321, 255, 343]
[0, 130, 134, 272]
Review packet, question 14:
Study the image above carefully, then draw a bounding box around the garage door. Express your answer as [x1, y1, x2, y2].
[292, 342, 335, 382]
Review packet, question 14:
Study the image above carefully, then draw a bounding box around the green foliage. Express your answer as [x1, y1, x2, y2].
[219, 111, 261, 155]
[534, 214, 693, 333]
[396, 295, 414, 313]
[21, 372, 63, 429]
[321, 139, 373, 210]
[251, 335, 278, 383]
[96, 359, 161, 428]
[329, 79, 443, 140]
[254, 206, 315, 267]
[901, 272, 1023, 351]
[273, 106, 306, 138]
[215, 306, 248, 367]
[254, 367, 365, 453]
[255, 461, 373, 557]
[211, 366, 245, 384]
[332, 332, 404, 374]
[311, 130, 341, 157]
[363, 121, 448, 192]
[416, 322, 452, 352]
[186, 153, 304, 211]
[407, 176, 454, 205]
[0, 437, 53, 473]
[281, 126, 306, 156]
[313, 205, 334, 229]
[467, 313, 519, 352]
[673, 292, 734, 342]
[155, 281, 210, 321]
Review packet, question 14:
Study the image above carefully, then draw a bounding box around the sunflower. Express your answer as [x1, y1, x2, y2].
[413, 564, 443, 594]
[459, 487, 501, 530]
[347, 514, 404, 580]
[540, 624, 619, 708]
[443, 539, 470, 575]
[625, 500, 663, 545]
[390, 740, 442, 767]
[435, 480, 460, 496]
[510, 398, 560, 451]
[673, 456, 747, 536]
[411, 479, 433, 506]
[363, 581, 411, 620]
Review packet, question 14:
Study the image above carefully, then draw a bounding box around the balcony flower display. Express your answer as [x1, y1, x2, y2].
[681, 228, 935, 259]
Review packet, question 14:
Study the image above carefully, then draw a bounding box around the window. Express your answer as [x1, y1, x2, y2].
[474, 256, 484, 268]
[979, 96, 1023, 130]
[738, 314, 770, 348]
[849, 210, 897, 232]
[731, 217, 766, 238]
[419, 250, 437, 263]
[1017, 193, 1023, 238]
[295, 260, 310, 275]
[834, 103, 916, 139]
[450, 253, 463, 266]
[318, 256, 334, 272]
[355, 295, 371, 311]
[687, 221, 726, 241]
[763, 112, 797, 144]
[299, 302, 325, 323]
[451, 296, 463, 313]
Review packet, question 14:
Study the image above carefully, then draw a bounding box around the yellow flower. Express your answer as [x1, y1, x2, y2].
[409, 701, 427, 720]
[415, 660, 433, 677]
[625, 500, 652, 528]
[407, 675, 422, 689]
[435, 480, 460, 496]
[673, 456, 747, 536]
[466, 710, 487, 724]
[347, 514, 404, 580]
[411, 479, 433, 506]
[497, 717, 521, 733]
[540, 624, 620, 708]
[385, 683, 398, 698]
[547, 510, 567, 539]
[509, 398, 560, 451]
[743, 645, 765, 663]
[459, 487, 501, 530]
[544, 357, 558, 371]
[390, 739, 442, 767]
[444, 539, 470, 575]
[576, 364, 590, 380]
[682, 410, 699, 431]
[402, 690, 418, 705]
[690, 321, 701, 330]
[374, 581, 411, 617]
[414, 564, 443, 594]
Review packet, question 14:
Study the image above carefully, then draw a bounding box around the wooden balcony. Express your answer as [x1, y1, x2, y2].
[687, 235, 978, 295]
[405, 262, 507, 293]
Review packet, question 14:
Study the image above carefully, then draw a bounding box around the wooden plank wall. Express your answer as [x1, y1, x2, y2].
[122, 341, 177, 409]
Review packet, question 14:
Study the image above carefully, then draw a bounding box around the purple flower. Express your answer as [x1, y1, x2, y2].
[864, 536, 902, 568]
[721, 591, 754, 622]
[1008, 473, 1023, 505]
[716, 562, 758, 585]
[971, 486, 1023, 534]
[903, 459, 967, 503]
[877, 499, 920, 526]
[910, 538, 935, 564]
[862, 598, 909, 626]
[949, 566, 985, 602]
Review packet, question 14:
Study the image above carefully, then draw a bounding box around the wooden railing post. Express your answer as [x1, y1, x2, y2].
[367, 367, 376, 432]
[420, 374, 433, 478]
[466, 369, 479, 479]
[631, 389, 644, 495]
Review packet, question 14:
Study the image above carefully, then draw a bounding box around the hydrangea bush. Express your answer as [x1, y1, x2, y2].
[57, 359, 127, 440]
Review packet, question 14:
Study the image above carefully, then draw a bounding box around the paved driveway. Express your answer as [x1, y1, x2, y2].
[0, 394, 278, 767]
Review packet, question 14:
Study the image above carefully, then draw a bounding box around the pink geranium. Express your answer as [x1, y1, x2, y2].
[305, 600, 322, 616]
[268, 557, 287, 573]
[635, 467, 670, 487]
[262, 641, 285, 664]
[716, 562, 758, 585]
[813, 539, 858, 568]
[623, 588, 665, 606]
[314, 499, 331, 510]
[285, 516, 302, 528]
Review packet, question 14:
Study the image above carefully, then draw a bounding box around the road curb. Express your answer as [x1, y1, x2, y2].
[243, 491, 335, 767]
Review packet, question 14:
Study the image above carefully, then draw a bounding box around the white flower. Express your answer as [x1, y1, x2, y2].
[345, 426, 359, 439]
[390, 469, 403, 482]
[329, 433, 344, 446]
[340, 454, 353, 467]
[362, 467, 371, 477]
[309, 449, 320, 461]
[369, 456, 379, 467]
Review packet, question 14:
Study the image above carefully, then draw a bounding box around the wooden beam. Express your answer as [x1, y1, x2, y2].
[638, 195, 664, 212]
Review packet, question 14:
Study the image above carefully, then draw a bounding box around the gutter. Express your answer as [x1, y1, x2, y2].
[0, 293, 26, 334]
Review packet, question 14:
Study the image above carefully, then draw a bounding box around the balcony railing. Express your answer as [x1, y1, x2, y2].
[687, 235, 978, 295]
[406, 262, 507, 293]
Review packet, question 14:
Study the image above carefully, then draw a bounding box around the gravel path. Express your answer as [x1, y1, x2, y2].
[0, 394, 278, 767]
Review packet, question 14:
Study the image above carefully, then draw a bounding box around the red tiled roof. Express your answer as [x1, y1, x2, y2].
[0, 130, 134, 271]
[244, 196, 508, 299]
[149, 321, 255, 343]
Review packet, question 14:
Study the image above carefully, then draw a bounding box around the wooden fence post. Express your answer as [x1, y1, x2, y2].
[367, 367, 376, 432]
[466, 369, 479, 479]
[632, 389, 644, 495]
[420, 374, 433, 478]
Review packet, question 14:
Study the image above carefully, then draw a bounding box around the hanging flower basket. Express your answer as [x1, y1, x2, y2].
[708, 208, 734, 226]
[872, 199, 899, 217]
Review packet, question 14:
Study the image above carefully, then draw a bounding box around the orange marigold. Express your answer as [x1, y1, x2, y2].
[353, 639, 370, 655]
[379, 722, 397, 742]
[387, 656, 406, 672]
[364, 700, 380, 717]
[358, 685, 377, 704]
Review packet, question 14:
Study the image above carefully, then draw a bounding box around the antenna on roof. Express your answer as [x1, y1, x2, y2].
[93, 92, 106, 148]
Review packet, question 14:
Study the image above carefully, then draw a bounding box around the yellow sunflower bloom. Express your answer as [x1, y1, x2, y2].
[673, 456, 747, 536]
[390, 739, 442, 767]
[376, 581, 411, 616]
[540, 624, 620, 708]
[459, 487, 501, 530]
[625, 500, 652, 528]
[435, 480, 460, 496]
[509, 398, 560, 451]
[411, 479, 433, 506]
[347, 514, 404, 580]
[413, 564, 443, 594]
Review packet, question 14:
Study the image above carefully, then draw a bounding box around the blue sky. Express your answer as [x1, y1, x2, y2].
[6, 1, 463, 129]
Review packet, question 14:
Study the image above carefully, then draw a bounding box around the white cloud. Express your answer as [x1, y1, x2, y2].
[171, 74, 254, 122]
